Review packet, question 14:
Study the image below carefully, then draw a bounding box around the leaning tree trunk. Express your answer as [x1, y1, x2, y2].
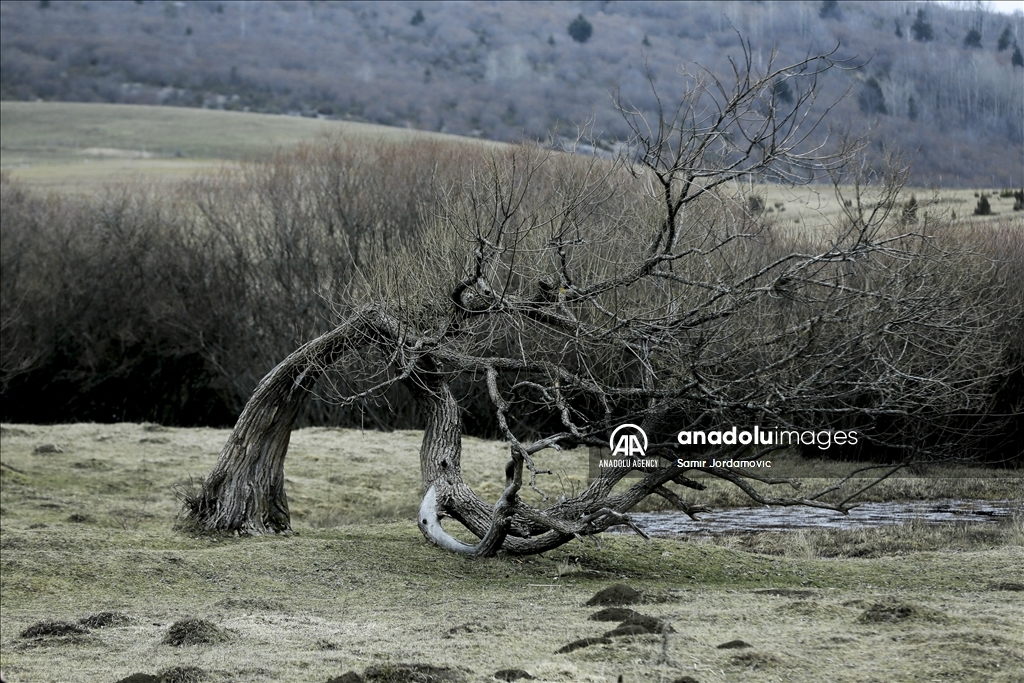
[180, 312, 392, 534]
[180, 310, 651, 551]
[180, 335, 331, 534]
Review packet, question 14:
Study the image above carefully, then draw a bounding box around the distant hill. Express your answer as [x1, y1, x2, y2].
[2, 0, 1021, 187]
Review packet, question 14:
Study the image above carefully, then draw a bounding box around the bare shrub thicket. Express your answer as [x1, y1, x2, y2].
[0, 136, 485, 425]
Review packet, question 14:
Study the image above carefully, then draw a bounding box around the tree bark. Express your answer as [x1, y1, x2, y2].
[181, 324, 354, 534]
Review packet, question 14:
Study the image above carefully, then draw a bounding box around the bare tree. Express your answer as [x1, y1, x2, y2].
[181, 43, 1010, 554]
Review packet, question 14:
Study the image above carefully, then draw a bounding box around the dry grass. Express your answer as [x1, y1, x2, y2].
[1, 423, 1022, 683]
[0, 101, 495, 193]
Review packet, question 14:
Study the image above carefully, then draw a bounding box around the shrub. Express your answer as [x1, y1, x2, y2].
[819, 0, 842, 20]
[858, 78, 888, 115]
[747, 194, 765, 214]
[568, 14, 592, 43]
[974, 194, 993, 216]
[901, 195, 918, 222]
[911, 9, 933, 42]
[998, 26, 1012, 52]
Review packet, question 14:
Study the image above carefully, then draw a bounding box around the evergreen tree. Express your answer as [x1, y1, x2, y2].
[997, 26, 1012, 52]
[410, 9, 424, 26]
[974, 194, 992, 216]
[912, 9, 934, 42]
[772, 78, 794, 104]
[568, 14, 593, 43]
[858, 78, 888, 115]
[907, 96, 918, 122]
[1013, 44, 1024, 68]
[895, 20, 903, 38]
[819, 0, 841, 20]
[964, 29, 982, 49]
[901, 195, 918, 223]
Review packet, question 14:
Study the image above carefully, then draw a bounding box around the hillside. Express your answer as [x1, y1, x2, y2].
[1, 0, 1021, 187]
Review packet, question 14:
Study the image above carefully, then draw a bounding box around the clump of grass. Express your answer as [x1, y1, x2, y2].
[588, 607, 640, 622]
[362, 663, 468, 683]
[730, 651, 780, 668]
[114, 674, 158, 683]
[20, 620, 89, 638]
[858, 599, 948, 624]
[162, 618, 229, 646]
[493, 670, 534, 682]
[157, 666, 207, 683]
[215, 596, 284, 612]
[585, 584, 642, 606]
[78, 611, 132, 628]
[326, 673, 364, 683]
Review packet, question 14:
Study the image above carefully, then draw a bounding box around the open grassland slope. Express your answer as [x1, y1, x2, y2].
[0, 101, 489, 191]
[1, 424, 1022, 683]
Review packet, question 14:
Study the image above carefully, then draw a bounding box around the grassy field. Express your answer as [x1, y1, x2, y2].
[1, 423, 1022, 683]
[3, 102, 1020, 229]
[0, 102, 481, 192]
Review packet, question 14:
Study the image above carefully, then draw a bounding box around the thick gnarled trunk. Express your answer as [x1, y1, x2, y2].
[180, 319, 365, 534]
[181, 350, 320, 534]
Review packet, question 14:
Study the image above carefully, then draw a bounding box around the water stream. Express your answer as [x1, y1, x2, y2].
[611, 499, 1022, 536]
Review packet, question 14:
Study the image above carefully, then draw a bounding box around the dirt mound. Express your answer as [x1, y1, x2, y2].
[493, 670, 534, 681]
[326, 673, 364, 683]
[604, 615, 673, 637]
[555, 636, 612, 654]
[20, 620, 89, 638]
[717, 639, 751, 649]
[157, 666, 207, 683]
[163, 618, 229, 646]
[858, 601, 942, 623]
[362, 663, 468, 683]
[989, 581, 1024, 591]
[588, 607, 640, 622]
[585, 584, 642, 606]
[114, 674, 158, 683]
[79, 611, 132, 628]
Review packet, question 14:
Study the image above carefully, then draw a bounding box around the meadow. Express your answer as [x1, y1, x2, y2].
[1, 423, 1022, 683]
[2, 102, 1018, 225]
[0, 102, 481, 192]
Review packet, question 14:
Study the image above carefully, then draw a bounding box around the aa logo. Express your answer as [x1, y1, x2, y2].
[609, 424, 648, 458]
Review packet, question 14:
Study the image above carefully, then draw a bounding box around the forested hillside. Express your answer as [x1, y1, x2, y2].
[2, 0, 1022, 186]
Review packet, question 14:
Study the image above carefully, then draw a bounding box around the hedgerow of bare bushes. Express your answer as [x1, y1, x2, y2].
[0, 136, 484, 427]
[0, 136, 1021, 463]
